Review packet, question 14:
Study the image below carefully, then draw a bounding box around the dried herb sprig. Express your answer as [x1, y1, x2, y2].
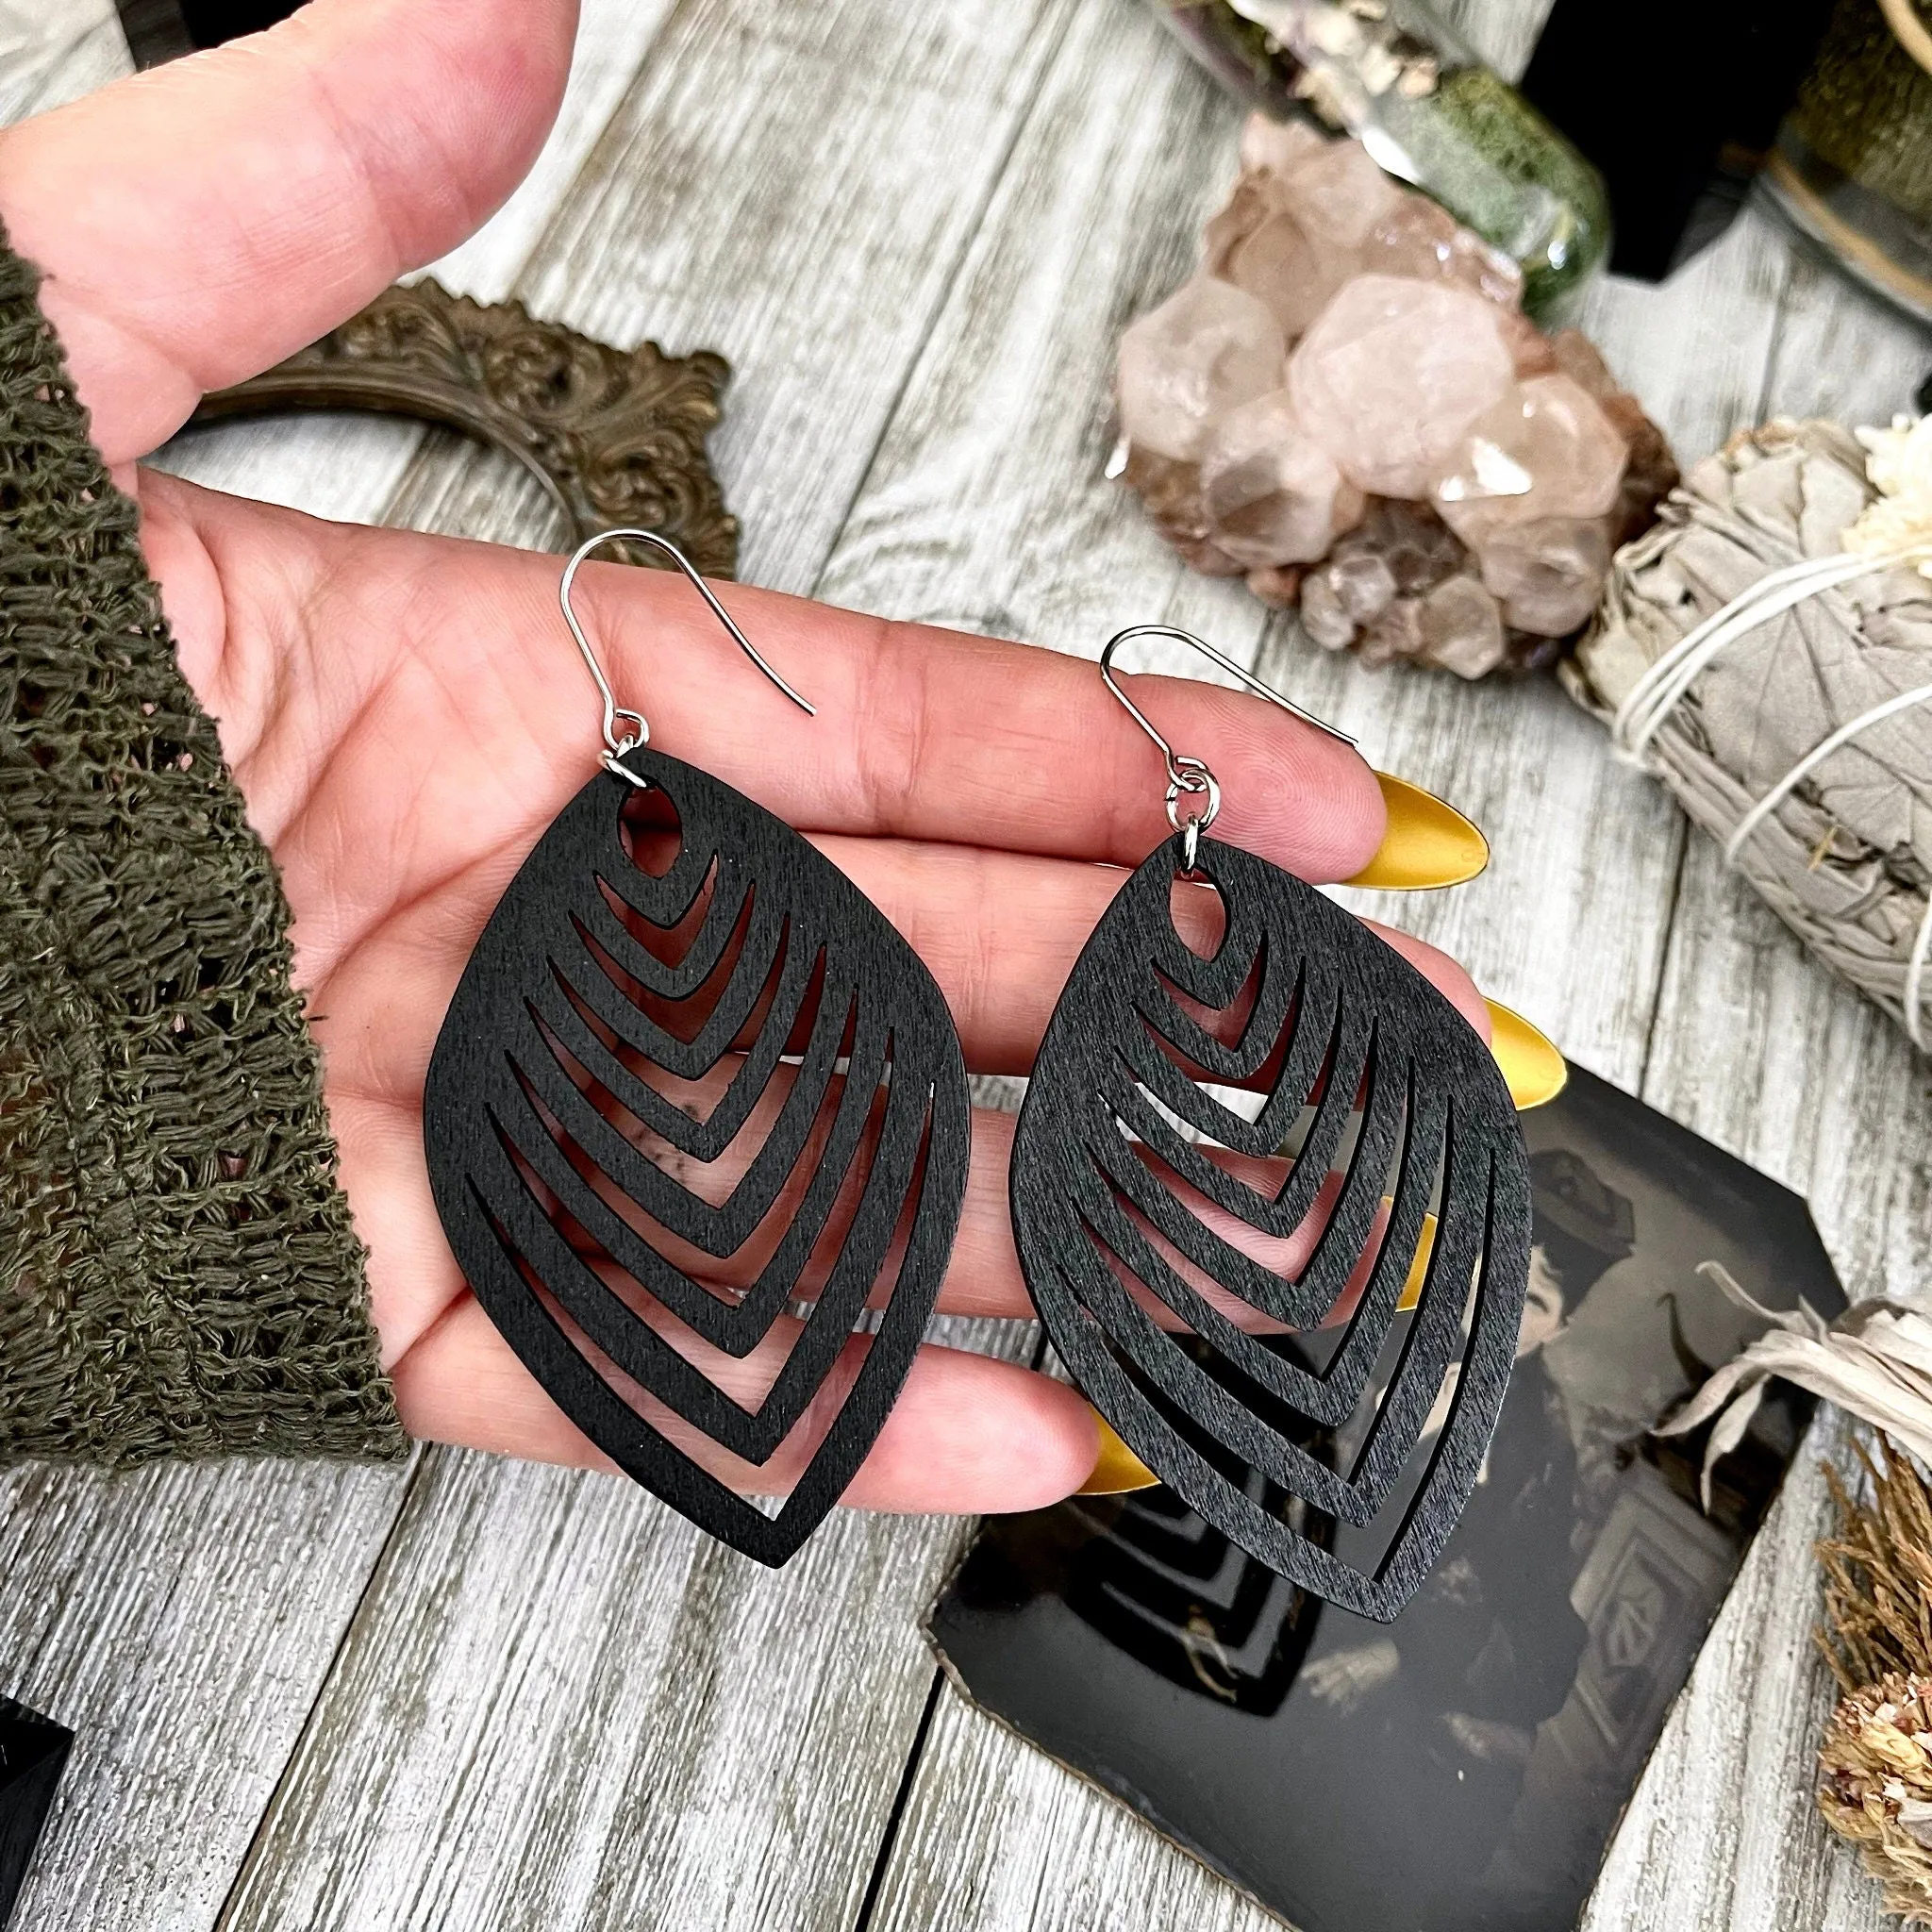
[1817, 1437, 1932, 1923]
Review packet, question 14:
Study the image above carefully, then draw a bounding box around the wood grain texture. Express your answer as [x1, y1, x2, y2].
[1757, 239, 1931, 429]
[0, 1457, 413, 1932]
[481, 0, 1073, 595]
[0, 0, 125, 127]
[216, 1448, 982, 1931]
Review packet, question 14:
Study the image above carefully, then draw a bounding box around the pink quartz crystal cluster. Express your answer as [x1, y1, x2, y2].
[1115, 117, 1676, 678]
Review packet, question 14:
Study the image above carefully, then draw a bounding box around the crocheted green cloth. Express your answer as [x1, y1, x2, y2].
[0, 235, 406, 1468]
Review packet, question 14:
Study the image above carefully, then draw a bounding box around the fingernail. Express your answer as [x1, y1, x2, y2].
[1076, 1411, 1161, 1494]
[1485, 998, 1568, 1110]
[1394, 1209, 1440, 1314]
[1344, 774, 1490, 891]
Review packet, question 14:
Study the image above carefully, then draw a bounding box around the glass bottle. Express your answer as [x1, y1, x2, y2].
[1766, 0, 1932, 325]
[1149, 0, 1610, 319]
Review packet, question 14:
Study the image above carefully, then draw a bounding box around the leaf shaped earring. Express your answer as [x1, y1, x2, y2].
[1009, 627, 1531, 1621]
[423, 531, 970, 1564]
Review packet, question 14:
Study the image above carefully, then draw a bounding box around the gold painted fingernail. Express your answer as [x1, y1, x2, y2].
[1076, 1411, 1161, 1494]
[1344, 774, 1490, 891]
[1394, 1209, 1439, 1313]
[1486, 998, 1568, 1110]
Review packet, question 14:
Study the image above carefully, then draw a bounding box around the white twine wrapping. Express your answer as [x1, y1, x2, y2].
[1608, 552, 1932, 1050]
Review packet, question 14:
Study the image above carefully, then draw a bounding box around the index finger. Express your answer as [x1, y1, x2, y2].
[579, 560, 1387, 881]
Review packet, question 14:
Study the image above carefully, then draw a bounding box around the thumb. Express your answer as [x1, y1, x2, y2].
[0, 0, 578, 466]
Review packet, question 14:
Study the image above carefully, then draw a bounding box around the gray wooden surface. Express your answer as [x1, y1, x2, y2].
[4, 1, 1929, 1927]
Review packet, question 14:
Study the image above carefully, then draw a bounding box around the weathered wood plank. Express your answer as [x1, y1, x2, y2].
[0, 0, 126, 127]
[1573, 242, 1932, 1932]
[1756, 234, 1929, 430]
[216, 1448, 976, 1929]
[497, 0, 1074, 595]
[812, 2, 1248, 651]
[0, 1458, 413, 1932]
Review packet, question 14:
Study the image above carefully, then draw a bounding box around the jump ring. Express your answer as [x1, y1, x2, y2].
[1163, 754, 1221, 841]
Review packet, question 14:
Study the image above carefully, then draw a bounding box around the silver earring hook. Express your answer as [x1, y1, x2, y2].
[559, 528, 815, 782]
[1099, 625, 1354, 867]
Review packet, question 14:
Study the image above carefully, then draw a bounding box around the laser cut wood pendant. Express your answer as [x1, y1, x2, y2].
[1009, 831, 1532, 1621]
[424, 744, 970, 1564]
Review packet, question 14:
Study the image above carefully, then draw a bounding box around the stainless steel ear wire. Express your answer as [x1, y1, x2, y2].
[559, 527, 815, 784]
[1098, 625, 1356, 871]
[422, 528, 971, 1566]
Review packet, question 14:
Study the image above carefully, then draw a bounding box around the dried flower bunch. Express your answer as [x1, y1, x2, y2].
[1658, 1263, 1932, 1503]
[1818, 1438, 1932, 1924]
[1114, 114, 1675, 677]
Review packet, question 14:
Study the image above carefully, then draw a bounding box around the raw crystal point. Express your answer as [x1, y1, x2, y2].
[1228, 211, 1355, 340]
[1328, 546, 1398, 622]
[1609, 411, 1679, 545]
[1122, 444, 1245, 577]
[1276, 137, 1405, 254]
[1361, 495, 1469, 593]
[1290, 276, 1514, 499]
[1245, 563, 1305, 608]
[1199, 390, 1366, 566]
[1359, 596, 1427, 666]
[1296, 500, 1460, 652]
[1117, 276, 1284, 461]
[1203, 174, 1274, 278]
[1548, 326, 1618, 400]
[1358, 197, 1523, 308]
[1542, 326, 1681, 542]
[1419, 574, 1507, 678]
[1474, 515, 1610, 636]
[1433, 374, 1627, 529]
[1497, 308, 1559, 379]
[1299, 571, 1357, 650]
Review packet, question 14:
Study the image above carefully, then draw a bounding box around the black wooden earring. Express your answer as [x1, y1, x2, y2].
[423, 530, 970, 1565]
[1009, 627, 1531, 1622]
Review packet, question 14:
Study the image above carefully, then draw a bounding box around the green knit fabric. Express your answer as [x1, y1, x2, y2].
[0, 234, 406, 1468]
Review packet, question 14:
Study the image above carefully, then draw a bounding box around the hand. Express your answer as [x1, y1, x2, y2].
[0, 0, 1496, 1513]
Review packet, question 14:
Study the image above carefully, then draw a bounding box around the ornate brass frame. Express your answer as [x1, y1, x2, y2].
[192, 279, 739, 576]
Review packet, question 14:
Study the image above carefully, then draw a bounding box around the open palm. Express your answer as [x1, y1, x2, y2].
[2, 0, 1493, 1513]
